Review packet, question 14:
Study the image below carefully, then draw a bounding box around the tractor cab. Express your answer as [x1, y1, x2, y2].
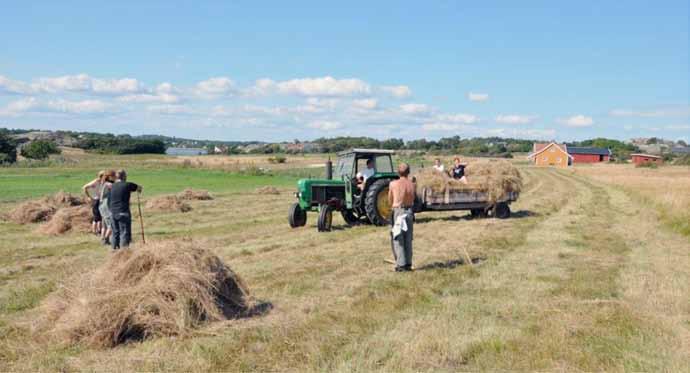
[289, 149, 398, 232]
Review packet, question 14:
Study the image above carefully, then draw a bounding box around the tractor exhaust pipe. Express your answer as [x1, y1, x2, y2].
[325, 157, 333, 180]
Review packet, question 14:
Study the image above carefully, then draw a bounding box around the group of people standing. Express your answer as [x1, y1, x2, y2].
[82, 169, 142, 250]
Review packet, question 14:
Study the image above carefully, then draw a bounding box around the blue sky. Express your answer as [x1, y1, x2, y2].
[1, 1, 688, 142]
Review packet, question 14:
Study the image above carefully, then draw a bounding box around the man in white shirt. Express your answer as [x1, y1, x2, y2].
[356, 158, 375, 190]
[433, 158, 445, 172]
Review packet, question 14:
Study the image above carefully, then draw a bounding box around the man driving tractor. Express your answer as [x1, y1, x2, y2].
[356, 158, 375, 190]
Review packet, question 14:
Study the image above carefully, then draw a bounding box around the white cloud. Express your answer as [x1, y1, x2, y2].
[467, 92, 489, 102]
[46, 99, 112, 114]
[558, 114, 594, 128]
[609, 107, 690, 118]
[381, 85, 412, 98]
[251, 76, 371, 97]
[352, 98, 378, 110]
[0, 97, 38, 116]
[421, 122, 476, 132]
[0, 76, 32, 95]
[487, 128, 556, 139]
[307, 120, 343, 130]
[495, 114, 538, 125]
[665, 124, 690, 130]
[90, 77, 140, 94]
[147, 104, 194, 115]
[195, 77, 236, 97]
[436, 113, 479, 124]
[118, 93, 179, 104]
[32, 74, 141, 94]
[400, 103, 431, 115]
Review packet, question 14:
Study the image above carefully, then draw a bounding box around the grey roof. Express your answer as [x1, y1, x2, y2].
[337, 148, 395, 156]
[671, 147, 690, 154]
[630, 153, 662, 159]
[567, 147, 611, 156]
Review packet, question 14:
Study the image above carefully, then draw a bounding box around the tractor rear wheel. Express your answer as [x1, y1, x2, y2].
[288, 203, 307, 228]
[365, 179, 392, 226]
[318, 204, 334, 232]
[341, 209, 359, 226]
[494, 202, 511, 219]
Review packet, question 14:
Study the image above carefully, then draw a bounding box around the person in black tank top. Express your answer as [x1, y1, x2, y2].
[451, 157, 468, 184]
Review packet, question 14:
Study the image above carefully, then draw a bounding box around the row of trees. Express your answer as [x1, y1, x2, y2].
[75, 134, 166, 154]
[0, 134, 61, 163]
[312, 136, 534, 155]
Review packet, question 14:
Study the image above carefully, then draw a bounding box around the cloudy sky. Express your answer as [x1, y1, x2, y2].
[1, 1, 688, 142]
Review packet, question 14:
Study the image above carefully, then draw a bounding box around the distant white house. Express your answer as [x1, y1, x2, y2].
[165, 147, 208, 156]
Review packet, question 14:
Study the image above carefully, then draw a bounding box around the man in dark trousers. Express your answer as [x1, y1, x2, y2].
[108, 169, 142, 250]
[388, 162, 416, 272]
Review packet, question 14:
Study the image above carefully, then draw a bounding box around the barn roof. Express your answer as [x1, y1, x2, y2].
[630, 153, 662, 159]
[527, 142, 573, 159]
[567, 147, 611, 156]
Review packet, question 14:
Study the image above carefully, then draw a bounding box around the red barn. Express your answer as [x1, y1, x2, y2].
[631, 153, 663, 166]
[567, 147, 611, 163]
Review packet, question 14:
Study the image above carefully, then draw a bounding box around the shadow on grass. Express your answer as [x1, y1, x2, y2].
[416, 256, 486, 271]
[511, 210, 539, 219]
[237, 300, 274, 319]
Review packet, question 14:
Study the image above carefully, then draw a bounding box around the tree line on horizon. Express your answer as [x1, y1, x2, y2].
[2, 127, 687, 164]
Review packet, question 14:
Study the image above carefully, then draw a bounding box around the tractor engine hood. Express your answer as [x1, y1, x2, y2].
[295, 178, 346, 209]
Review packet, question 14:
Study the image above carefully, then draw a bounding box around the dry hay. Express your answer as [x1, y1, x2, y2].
[414, 160, 522, 203]
[7, 191, 85, 224]
[145, 195, 192, 213]
[177, 188, 214, 201]
[255, 186, 280, 195]
[38, 240, 251, 348]
[36, 205, 92, 235]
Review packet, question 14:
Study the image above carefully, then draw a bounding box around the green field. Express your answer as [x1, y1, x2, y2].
[0, 167, 297, 202]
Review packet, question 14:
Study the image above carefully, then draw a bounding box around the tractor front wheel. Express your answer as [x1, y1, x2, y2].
[365, 179, 392, 226]
[288, 203, 307, 228]
[318, 204, 334, 232]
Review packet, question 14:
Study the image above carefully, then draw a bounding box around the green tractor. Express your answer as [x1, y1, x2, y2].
[288, 149, 399, 231]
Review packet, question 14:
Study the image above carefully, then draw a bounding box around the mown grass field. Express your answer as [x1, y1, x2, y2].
[1, 152, 688, 371]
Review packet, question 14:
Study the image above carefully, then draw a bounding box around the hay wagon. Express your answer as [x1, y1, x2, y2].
[414, 187, 519, 219]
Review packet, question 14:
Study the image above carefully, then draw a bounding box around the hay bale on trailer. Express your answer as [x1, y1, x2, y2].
[413, 160, 522, 218]
[414, 160, 522, 204]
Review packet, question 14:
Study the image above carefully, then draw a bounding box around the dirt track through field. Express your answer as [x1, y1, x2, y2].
[1, 167, 688, 371]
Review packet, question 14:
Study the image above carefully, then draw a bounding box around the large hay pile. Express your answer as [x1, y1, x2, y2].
[40, 240, 251, 348]
[145, 195, 192, 212]
[178, 189, 214, 201]
[7, 191, 85, 224]
[36, 205, 92, 235]
[414, 160, 522, 203]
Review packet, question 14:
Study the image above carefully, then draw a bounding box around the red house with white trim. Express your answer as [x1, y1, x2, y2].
[631, 153, 663, 166]
[567, 147, 612, 163]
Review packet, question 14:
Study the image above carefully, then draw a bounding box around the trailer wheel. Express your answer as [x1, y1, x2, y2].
[318, 204, 334, 232]
[470, 209, 487, 219]
[494, 203, 510, 219]
[365, 179, 392, 226]
[341, 209, 359, 226]
[288, 203, 307, 228]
